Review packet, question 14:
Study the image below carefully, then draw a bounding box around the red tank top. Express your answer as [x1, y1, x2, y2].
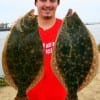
[27, 18, 68, 100]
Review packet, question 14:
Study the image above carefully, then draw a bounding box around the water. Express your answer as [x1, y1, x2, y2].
[0, 24, 100, 76]
[0, 31, 9, 76]
[86, 24, 100, 44]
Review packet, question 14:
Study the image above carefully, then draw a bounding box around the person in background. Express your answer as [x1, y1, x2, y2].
[26, 0, 72, 100]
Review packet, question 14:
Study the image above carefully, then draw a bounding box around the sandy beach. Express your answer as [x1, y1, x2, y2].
[0, 54, 100, 100]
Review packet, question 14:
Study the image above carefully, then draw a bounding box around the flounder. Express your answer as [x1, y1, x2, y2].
[2, 10, 44, 100]
[52, 12, 99, 100]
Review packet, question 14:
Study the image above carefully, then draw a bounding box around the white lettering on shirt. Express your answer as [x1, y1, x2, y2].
[43, 42, 55, 54]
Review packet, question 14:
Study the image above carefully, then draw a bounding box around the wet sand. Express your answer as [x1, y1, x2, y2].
[0, 54, 100, 100]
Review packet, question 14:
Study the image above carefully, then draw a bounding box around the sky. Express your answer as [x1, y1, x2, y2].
[0, 0, 100, 24]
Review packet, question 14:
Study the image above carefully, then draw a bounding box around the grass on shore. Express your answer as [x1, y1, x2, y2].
[0, 77, 8, 87]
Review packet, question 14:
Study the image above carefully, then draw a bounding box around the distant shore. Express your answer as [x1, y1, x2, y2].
[0, 28, 10, 31]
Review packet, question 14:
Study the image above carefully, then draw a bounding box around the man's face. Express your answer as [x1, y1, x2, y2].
[35, 0, 59, 19]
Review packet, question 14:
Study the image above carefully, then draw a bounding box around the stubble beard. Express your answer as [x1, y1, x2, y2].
[43, 15, 53, 19]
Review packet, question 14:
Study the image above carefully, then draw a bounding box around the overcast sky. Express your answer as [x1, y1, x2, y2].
[0, 0, 100, 24]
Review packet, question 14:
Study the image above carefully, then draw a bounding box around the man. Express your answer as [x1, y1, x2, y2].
[26, 0, 69, 100]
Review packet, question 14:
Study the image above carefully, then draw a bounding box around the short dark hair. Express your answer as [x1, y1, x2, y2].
[35, 0, 60, 4]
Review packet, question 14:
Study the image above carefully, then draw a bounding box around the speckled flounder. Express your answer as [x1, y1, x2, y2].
[52, 12, 99, 100]
[2, 10, 44, 100]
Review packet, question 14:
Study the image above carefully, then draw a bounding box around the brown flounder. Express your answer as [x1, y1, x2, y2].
[52, 12, 99, 100]
[2, 10, 44, 100]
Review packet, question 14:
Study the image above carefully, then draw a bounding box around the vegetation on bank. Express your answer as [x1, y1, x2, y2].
[98, 44, 100, 52]
[0, 77, 8, 87]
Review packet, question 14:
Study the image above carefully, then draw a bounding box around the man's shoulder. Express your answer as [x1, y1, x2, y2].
[56, 18, 63, 22]
[56, 18, 63, 25]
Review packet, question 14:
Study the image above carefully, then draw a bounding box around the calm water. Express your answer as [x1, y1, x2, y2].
[0, 24, 100, 76]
